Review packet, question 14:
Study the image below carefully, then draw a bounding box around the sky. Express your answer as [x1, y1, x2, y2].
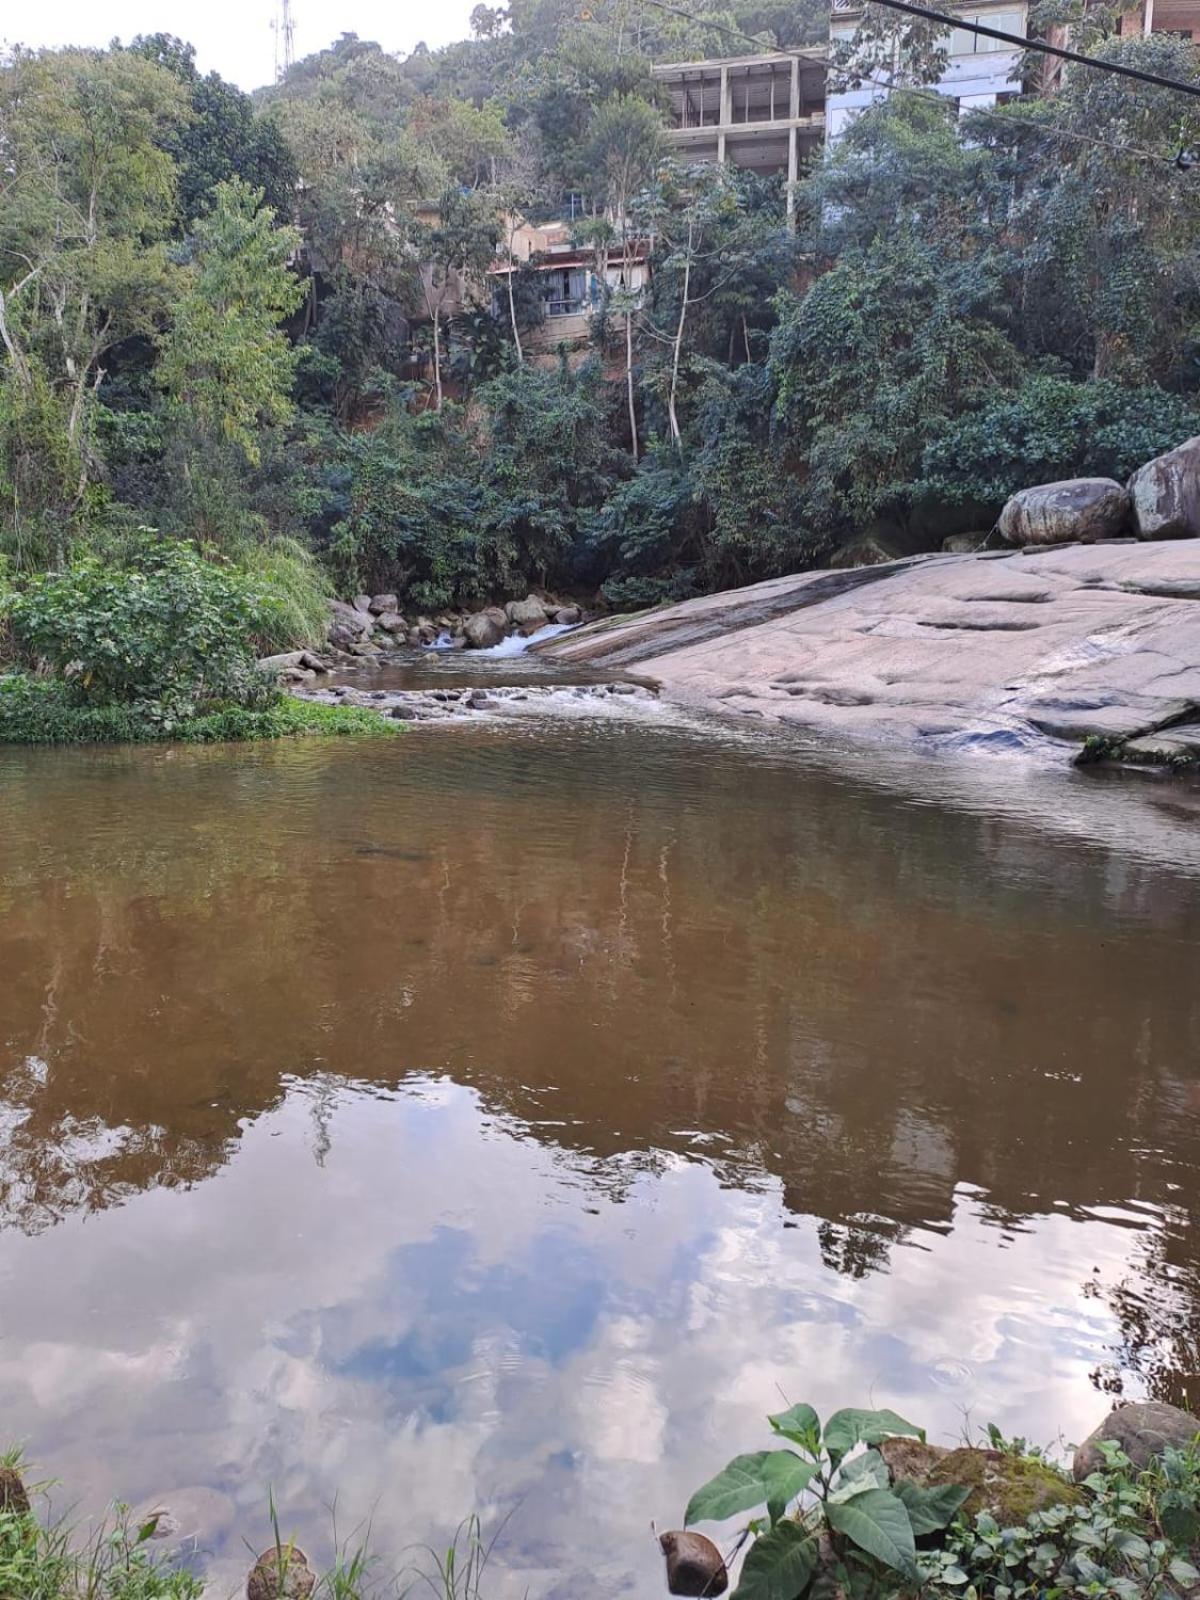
[1, 0, 479, 92]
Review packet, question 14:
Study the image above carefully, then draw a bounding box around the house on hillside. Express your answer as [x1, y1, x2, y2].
[488, 216, 650, 366]
[1117, 0, 1200, 35]
[827, 0, 1028, 138]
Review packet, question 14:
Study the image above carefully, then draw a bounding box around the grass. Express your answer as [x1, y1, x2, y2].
[0, 675, 397, 746]
[0, 1453, 202, 1600]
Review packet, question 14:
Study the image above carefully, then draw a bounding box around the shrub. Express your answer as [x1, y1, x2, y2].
[0, 675, 394, 745]
[918, 376, 1200, 514]
[6, 533, 275, 714]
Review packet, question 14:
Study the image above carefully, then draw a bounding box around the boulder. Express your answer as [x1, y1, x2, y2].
[1128, 436, 1200, 540]
[943, 532, 1004, 555]
[835, 535, 906, 568]
[999, 479, 1130, 546]
[368, 593, 398, 615]
[352, 595, 373, 616]
[375, 612, 406, 634]
[1073, 1402, 1200, 1481]
[659, 1531, 727, 1597]
[880, 1438, 1082, 1522]
[246, 1547, 315, 1600]
[554, 605, 582, 625]
[506, 594, 549, 634]
[0, 1465, 29, 1515]
[464, 612, 507, 649]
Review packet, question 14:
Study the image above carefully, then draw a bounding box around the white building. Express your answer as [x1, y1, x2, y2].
[827, 0, 1028, 140]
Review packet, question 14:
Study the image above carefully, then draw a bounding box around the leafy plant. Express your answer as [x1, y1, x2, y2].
[683, 1403, 968, 1600]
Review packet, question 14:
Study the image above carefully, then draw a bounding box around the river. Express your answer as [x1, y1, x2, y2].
[1, 693, 1198, 1597]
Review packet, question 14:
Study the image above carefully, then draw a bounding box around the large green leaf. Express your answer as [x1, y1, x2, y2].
[686, 1452, 814, 1527]
[825, 1487, 918, 1577]
[892, 1479, 971, 1535]
[768, 1404, 821, 1454]
[822, 1408, 924, 1466]
[829, 1448, 888, 1502]
[732, 1523, 819, 1600]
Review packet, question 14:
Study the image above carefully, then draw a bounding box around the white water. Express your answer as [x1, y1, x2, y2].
[425, 621, 577, 656]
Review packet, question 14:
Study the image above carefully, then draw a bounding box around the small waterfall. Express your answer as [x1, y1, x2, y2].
[475, 622, 576, 657]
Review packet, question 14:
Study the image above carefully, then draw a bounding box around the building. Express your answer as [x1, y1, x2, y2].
[1118, 0, 1200, 34]
[827, 0, 1029, 140]
[652, 51, 828, 210]
[488, 216, 650, 364]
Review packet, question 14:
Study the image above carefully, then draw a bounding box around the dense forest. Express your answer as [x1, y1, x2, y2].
[2, 0, 1200, 647]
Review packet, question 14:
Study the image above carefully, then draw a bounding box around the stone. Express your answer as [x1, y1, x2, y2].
[554, 605, 582, 625]
[352, 595, 373, 616]
[368, 593, 398, 615]
[0, 1465, 30, 1515]
[328, 600, 374, 651]
[506, 594, 550, 634]
[834, 535, 904, 568]
[1128, 436, 1200, 541]
[879, 1438, 1083, 1522]
[464, 612, 507, 649]
[246, 1547, 316, 1600]
[484, 606, 508, 628]
[659, 1530, 728, 1597]
[1073, 1402, 1200, 1481]
[259, 651, 309, 674]
[132, 1486, 236, 1546]
[1122, 721, 1200, 763]
[999, 478, 1130, 546]
[417, 623, 438, 645]
[466, 689, 489, 708]
[942, 532, 1003, 554]
[375, 612, 406, 633]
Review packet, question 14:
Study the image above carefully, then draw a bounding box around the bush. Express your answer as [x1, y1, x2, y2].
[918, 376, 1200, 514]
[0, 675, 395, 744]
[5, 533, 275, 714]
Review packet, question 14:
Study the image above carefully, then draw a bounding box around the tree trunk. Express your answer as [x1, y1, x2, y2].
[432, 309, 444, 411]
[667, 235, 692, 451]
[506, 261, 524, 365]
[626, 310, 638, 461]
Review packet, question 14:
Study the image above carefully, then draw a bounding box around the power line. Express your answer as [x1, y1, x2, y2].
[635, 0, 1196, 166]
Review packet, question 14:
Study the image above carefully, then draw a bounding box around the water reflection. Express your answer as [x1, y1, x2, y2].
[0, 723, 1198, 1595]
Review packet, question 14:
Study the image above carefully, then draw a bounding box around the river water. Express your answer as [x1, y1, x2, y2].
[1, 698, 1199, 1597]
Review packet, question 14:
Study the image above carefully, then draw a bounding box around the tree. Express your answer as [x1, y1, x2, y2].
[415, 190, 502, 411]
[156, 180, 304, 540]
[0, 47, 188, 563]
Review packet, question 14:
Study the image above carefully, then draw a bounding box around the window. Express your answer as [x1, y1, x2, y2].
[948, 9, 1023, 53]
[542, 267, 588, 317]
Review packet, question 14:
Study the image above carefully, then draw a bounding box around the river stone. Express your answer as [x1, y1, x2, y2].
[507, 595, 549, 634]
[464, 612, 506, 648]
[328, 600, 374, 650]
[1073, 1402, 1200, 1481]
[352, 595, 373, 615]
[659, 1531, 728, 1597]
[879, 1439, 1082, 1521]
[0, 1465, 30, 1515]
[999, 479, 1130, 546]
[247, 1547, 315, 1600]
[375, 611, 405, 633]
[554, 605, 582, 624]
[368, 593, 398, 614]
[1128, 436, 1200, 541]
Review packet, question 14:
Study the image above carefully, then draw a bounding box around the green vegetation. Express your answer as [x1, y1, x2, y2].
[676, 1403, 1200, 1600]
[2, 0, 1200, 726]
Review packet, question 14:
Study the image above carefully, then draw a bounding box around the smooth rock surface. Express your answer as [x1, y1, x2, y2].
[535, 543, 1200, 760]
[507, 595, 549, 634]
[1129, 436, 1200, 541]
[1073, 1402, 1200, 1480]
[999, 479, 1130, 546]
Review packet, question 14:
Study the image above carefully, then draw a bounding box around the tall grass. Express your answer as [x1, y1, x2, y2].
[240, 537, 332, 653]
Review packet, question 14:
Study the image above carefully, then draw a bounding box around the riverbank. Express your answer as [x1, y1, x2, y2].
[533, 542, 1200, 767]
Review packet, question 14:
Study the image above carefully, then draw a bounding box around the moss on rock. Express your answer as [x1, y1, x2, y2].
[928, 1448, 1084, 1523]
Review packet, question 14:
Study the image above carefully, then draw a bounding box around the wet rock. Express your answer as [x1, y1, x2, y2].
[554, 605, 582, 625]
[1129, 436, 1200, 541]
[464, 612, 506, 649]
[466, 689, 489, 708]
[1073, 1402, 1200, 1481]
[999, 479, 1129, 546]
[0, 1465, 30, 1515]
[507, 594, 550, 635]
[660, 1530, 728, 1597]
[368, 593, 398, 615]
[247, 1546, 316, 1600]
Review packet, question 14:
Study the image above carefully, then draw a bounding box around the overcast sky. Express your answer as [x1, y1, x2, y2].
[2, 0, 479, 92]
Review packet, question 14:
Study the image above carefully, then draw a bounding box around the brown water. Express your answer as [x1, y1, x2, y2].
[1, 711, 1199, 1598]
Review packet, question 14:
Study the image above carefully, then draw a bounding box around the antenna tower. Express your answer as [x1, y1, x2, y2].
[272, 0, 296, 81]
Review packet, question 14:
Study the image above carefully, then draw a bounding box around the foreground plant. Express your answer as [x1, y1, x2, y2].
[674, 1404, 967, 1600]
